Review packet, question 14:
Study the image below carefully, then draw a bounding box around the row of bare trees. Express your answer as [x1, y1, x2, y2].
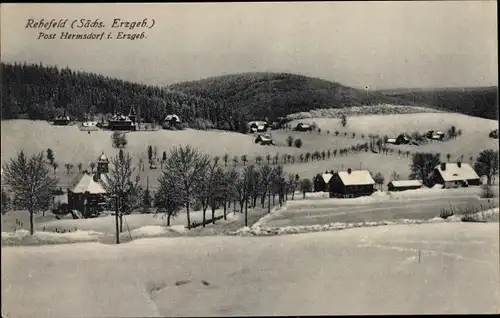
[153, 145, 302, 229]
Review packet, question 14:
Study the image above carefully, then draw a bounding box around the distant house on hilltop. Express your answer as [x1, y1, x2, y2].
[53, 115, 70, 126]
[248, 121, 268, 133]
[489, 129, 498, 139]
[328, 169, 375, 198]
[294, 123, 313, 132]
[164, 114, 181, 125]
[431, 162, 480, 189]
[254, 134, 274, 145]
[387, 179, 423, 192]
[426, 130, 445, 141]
[396, 133, 410, 145]
[108, 113, 136, 131]
[386, 133, 410, 145]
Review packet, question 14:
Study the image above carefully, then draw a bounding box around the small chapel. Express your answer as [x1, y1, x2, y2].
[66, 152, 110, 218]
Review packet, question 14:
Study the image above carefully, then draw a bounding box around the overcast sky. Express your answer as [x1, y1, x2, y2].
[1, 2, 497, 89]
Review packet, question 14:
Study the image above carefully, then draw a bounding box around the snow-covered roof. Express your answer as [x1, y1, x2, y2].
[337, 170, 375, 185]
[70, 173, 107, 194]
[298, 123, 311, 127]
[387, 138, 397, 143]
[248, 121, 267, 127]
[434, 163, 479, 182]
[388, 180, 423, 188]
[322, 173, 333, 184]
[258, 135, 272, 141]
[165, 114, 181, 122]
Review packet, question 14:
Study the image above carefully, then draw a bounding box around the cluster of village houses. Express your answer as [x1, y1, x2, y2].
[313, 161, 482, 198]
[45, 113, 488, 215]
[40, 150, 483, 219]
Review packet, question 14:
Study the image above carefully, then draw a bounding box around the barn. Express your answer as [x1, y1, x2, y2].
[328, 169, 375, 198]
[431, 162, 480, 188]
[387, 179, 423, 192]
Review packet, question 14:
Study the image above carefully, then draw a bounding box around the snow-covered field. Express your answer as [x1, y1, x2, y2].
[2, 222, 498, 317]
[257, 188, 497, 228]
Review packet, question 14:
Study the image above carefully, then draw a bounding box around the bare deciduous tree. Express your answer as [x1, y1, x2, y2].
[161, 145, 210, 229]
[155, 171, 183, 226]
[102, 150, 143, 234]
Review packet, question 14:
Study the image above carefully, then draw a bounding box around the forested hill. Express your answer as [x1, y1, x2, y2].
[2, 62, 496, 126]
[168, 72, 423, 119]
[1, 62, 236, 130]
[378, 87, 498, 120]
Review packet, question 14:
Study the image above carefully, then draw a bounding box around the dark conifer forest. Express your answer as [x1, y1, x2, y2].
[1, 62, 237, 130]
[1, 62, 497, 128]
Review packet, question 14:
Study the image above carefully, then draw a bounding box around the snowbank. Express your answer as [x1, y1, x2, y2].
[1, 229, 103, 245]
[230, 208, 487, 237]
[130, 226, 169, 238]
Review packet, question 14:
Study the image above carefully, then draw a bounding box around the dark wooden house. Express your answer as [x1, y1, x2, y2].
[431, 162, 480, 188]
[387, 179, 423, 192]
[328, 169, 375, 198]
[108, 114, 137, 131]
[313, 171, 334, 192]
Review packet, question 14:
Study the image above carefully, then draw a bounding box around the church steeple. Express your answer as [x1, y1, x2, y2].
[97, 152, 109, 175]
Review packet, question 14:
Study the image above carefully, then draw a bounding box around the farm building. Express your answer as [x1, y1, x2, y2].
[387, 179, 423, 191]
[431, 162, 480, 189]
[248, 121, 268, 133]
[53, 116, 70, 126]
[314, 171, 334, 192]
[254, 134, 274, 145]
[328, 169, 375, 198]
[294, 123, 313, 132]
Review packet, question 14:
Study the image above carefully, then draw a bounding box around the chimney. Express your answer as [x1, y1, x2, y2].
[441, 163, 446, 171]
[347, 168, 352, 174]
[457, 161, 462, 168]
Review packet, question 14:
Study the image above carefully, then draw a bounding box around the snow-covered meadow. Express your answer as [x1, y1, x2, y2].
[2, 222, 499, 317]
